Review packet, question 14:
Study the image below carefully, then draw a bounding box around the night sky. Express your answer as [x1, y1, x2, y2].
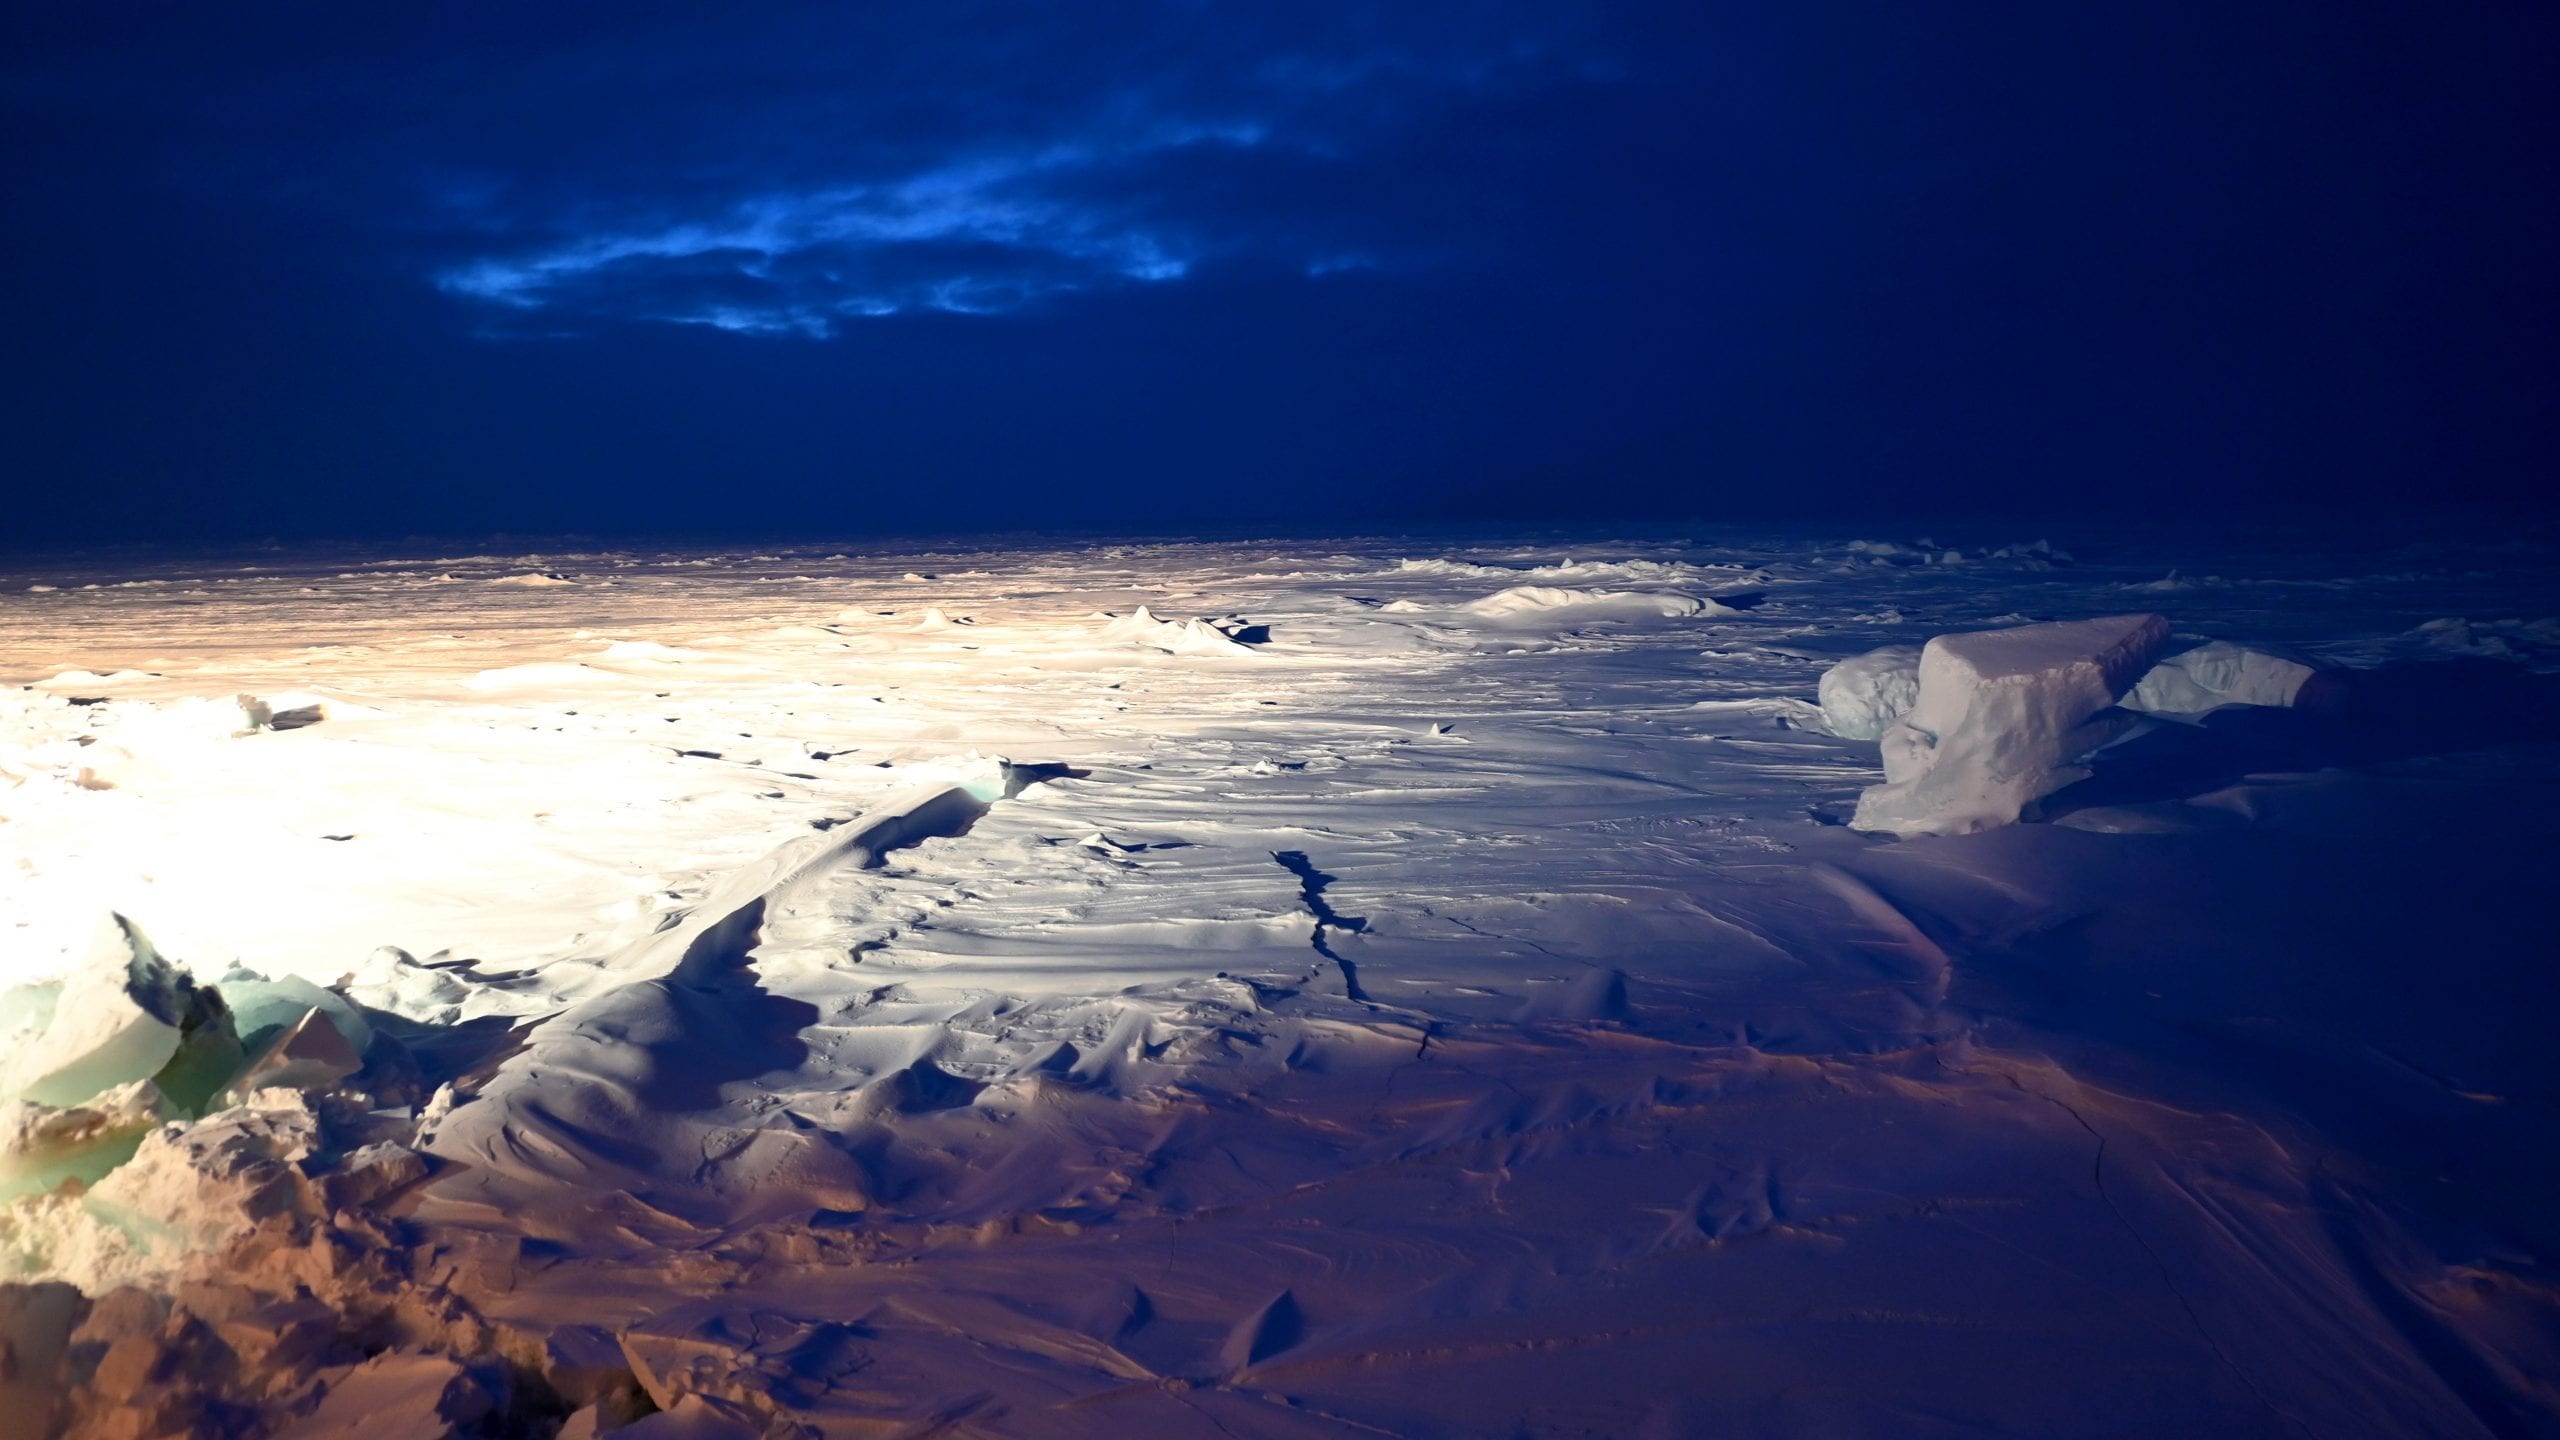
[5, 3, 2554, 543]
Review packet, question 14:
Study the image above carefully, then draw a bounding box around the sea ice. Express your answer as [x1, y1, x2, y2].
[1852, 614, 2169, 837]
[1817, 644, 1922, 739]
[2123, 640, 2321, 721]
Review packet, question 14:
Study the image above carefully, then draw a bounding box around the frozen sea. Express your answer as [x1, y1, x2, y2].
[3, 524, 2557, 1437]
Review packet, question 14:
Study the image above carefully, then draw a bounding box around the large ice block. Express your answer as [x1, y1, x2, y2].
[1851, 614, 2170, 837]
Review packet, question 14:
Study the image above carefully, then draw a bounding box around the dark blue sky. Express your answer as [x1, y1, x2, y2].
[5, 2, 2554, 541]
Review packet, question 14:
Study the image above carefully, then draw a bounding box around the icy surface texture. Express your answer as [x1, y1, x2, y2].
[1852, 614, 2170, 837]
[2124, 640, 2319, 721]
[1817, 645, 1922, 739]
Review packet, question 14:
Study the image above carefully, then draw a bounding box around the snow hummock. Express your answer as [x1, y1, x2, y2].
[1852, 614, 2169, 837]
[2123, 640, 2322, 721]
[1816, 645, 1922, 739]
[1463, 585, 1716, 623]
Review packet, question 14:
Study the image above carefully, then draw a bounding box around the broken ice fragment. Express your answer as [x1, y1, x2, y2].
[225, 1007, 364, 1100]
[1, 916, 222, 1110]
[217, 969, 375, 1057]
[150, 982, 248, 1117]
[1851, 614, 2169, 837]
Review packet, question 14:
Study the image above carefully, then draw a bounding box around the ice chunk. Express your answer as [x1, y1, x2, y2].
[0, 1082, 174, 1202]
[0, 916, 239, 1112]
[1817, 645, 1922, 740]
[2123, 640, 2321, 722]
[216, 970, 374, 1057]
[1852, 614, 2170, 838]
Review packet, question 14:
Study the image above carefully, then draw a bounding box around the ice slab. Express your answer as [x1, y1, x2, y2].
[2124, 640, 2320, 721]
[1852, 614, 2169, 837]
[1817, 645, 1922, 740]
[0, 916, 237, 1111]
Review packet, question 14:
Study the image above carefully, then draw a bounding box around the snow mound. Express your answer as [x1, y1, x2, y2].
[2123, 641, 2321, 721]
[1852, 614, 2169, 837]
[1816, 645, 1922, 740]
[1463, 586, 1718, 623]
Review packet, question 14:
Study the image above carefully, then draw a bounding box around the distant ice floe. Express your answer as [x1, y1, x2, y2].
[1852, 614, 2168, 837]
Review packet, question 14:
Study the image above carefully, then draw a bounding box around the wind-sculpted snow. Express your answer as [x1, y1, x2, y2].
[2, 529, 2558, 1435]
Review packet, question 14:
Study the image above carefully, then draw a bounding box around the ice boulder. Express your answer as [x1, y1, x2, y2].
[2123, 641, 2324, 722]
[0, 916, 241, 1113]
[1817, 645, 1922, 740]
[1851, 614, 2170, 838]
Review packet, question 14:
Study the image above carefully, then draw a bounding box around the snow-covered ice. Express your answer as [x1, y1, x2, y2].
[2, 528, 2557, 1436]
[2124, 638, 2325, 720]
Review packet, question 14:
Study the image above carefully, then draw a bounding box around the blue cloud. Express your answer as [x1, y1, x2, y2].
[437, 122, 1275, 332]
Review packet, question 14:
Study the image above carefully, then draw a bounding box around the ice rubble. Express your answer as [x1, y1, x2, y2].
[1852, 614, 2169, 837]
[1816, 645, 1922, 739]
[1, 914, 403, 1284]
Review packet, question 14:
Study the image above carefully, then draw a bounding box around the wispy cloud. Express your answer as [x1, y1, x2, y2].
[435, 120, 1311, 334]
